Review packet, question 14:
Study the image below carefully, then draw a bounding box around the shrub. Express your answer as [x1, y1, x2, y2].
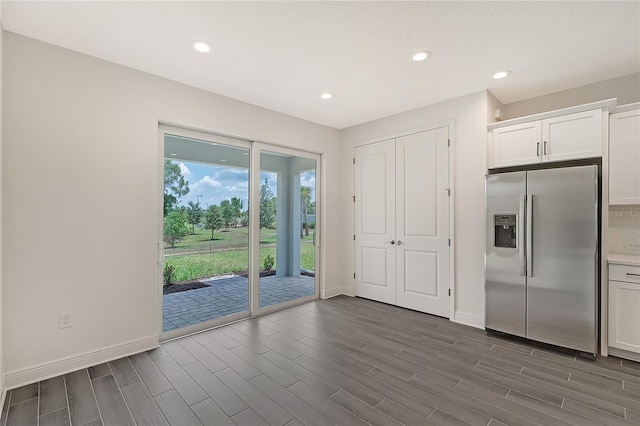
[263, 254, 275, 271]
[163, 264, 175, 285]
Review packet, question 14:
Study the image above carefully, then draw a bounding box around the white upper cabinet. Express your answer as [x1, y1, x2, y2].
[488, 101, 610, 170]
[609, 107, 640, 205]
[491, 121, 542, 168]
[542, 109, 602, 162]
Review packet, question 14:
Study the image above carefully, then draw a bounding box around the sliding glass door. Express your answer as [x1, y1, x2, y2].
[258, 149, 318, 311]
[159, 127, 320, 338]
[161, 131, 251, 338]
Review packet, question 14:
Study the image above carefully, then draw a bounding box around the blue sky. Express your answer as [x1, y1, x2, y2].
[173, 161, 315, 209]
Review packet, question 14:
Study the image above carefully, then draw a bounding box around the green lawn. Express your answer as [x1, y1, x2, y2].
[164, 227, 316, 282]
[164, 226, 276, 255]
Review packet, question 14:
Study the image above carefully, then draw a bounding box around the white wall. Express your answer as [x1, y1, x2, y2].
[502, 73, 640, 119]
[2, 32, 342, 387]
[340, 91, 490, 327]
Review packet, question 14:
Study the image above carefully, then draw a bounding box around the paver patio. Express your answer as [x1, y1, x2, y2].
[162, 274, 315, 331]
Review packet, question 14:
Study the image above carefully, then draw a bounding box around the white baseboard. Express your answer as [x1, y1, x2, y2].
[452, 311, 484, 329]
[4, 335, 159, 390]
[608, 347, 640, 362]
[321, 286, 351, 299]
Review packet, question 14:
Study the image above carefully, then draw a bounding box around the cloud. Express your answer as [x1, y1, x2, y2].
[178, 162, 193, 180]
[190, 176, 222, 194]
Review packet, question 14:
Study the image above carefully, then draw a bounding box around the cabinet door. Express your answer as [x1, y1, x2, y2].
[542, 109, 602, 162]
[609, 280, 640, 353]
[610, 109, 640, 205]
[491, 121, 541, 168]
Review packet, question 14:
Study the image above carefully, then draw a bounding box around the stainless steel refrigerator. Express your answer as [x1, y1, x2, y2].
[485, 165, 598, 355]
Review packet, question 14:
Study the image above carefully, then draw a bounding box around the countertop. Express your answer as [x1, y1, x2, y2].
[608, 254, 640, 266]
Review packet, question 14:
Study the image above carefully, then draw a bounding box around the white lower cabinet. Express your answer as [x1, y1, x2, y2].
[608, 263, 640, 360]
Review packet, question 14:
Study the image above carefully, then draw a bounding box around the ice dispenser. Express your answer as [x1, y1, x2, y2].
[494, 214, 517, 248]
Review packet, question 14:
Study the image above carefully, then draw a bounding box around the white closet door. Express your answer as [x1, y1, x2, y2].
[395, 127, 450, 317]
[354, 139, 396, 304]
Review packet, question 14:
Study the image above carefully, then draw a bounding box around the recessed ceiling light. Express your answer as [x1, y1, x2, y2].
[321, 92, 333, 100]
[170, 153, 177, 156]
[412, 51, 431, 62]
[192, 40, 213, 53]
[493, 70, 511, 79]
[210, 142, 218, 146]
[220, 159, 226, 162]
[242, 152, 249, 155]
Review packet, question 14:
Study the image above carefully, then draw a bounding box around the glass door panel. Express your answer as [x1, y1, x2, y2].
[259, 150, 318, 309]
[162, 134, 250, 335]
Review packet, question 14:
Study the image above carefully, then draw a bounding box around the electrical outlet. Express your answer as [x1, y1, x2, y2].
[59, 312, 72, 329]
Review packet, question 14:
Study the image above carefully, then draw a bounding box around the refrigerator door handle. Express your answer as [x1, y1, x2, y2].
[519, 194, 526, 276]
[526, 194, 533, 277]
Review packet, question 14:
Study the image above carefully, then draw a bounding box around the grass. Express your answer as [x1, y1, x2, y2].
[164, 226, 276, 255]
[164, 231, 316, 282]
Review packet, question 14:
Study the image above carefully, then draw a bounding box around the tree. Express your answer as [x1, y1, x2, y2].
[163, 211, 189, 248]
[203, 205, 223, 240]
[164, 160, 189, 215]
[185, 201, 203, 235]
[260, 179, 276, 228]
[220, 200, 235, 230]
[230, 197, 244, 226]
[300, 186, 312, 238]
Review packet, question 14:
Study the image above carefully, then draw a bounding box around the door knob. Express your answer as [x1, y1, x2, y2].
[397, 240, 403, 245]
[390, 240, 395, 245]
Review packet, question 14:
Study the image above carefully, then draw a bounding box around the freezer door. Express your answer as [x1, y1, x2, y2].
[485, 172, 527, 336]
[526, 165, 598, 353]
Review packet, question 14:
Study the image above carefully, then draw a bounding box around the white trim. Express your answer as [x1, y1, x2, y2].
[452, 311, 484, 329]
[613, 102, 640, 114]
[0, 391, 6, 417]
[608, 347, 640, 362]
[487, 98, 617, 130]
[600, 105, 612, 356]
[447, 120, 456, 319]
[352, 120, 454, 148]
[4, 335, 158, 390]
[322, 286, 350, 299]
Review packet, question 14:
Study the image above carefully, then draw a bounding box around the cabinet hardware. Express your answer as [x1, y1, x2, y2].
[536, 142, 540, 156]
[544, 141, 547, 155]
[627, 272, 640, 277]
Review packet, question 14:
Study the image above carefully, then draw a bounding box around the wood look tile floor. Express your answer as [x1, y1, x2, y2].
[2, 295, 639, 426]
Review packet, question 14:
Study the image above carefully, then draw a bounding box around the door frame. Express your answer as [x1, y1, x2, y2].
[352, 120, 455, 318]
[158, 124, 322, 340]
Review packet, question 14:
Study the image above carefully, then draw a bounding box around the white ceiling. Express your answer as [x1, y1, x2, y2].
[2, 1, 639, 129]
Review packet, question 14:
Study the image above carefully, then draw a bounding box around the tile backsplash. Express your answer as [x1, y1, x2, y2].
[608, 206, 640, 256]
